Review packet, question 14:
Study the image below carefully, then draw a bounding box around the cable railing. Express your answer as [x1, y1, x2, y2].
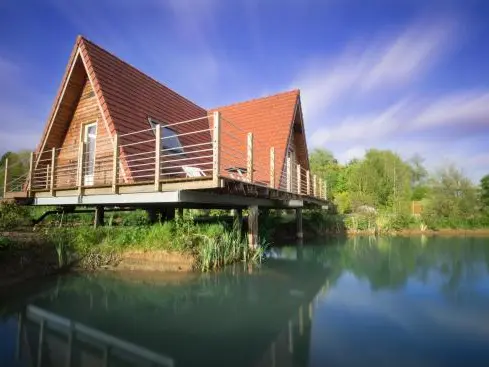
[3, 113, 327, 201]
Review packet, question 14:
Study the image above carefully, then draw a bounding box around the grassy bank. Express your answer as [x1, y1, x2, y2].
[44, 219, 264, 272]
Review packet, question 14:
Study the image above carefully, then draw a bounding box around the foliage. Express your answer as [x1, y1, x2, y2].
[42, 218, 265, 272]
[308, 147, 488, 230]
[0, 151, 31, 196]
[0, 201, 31, 230]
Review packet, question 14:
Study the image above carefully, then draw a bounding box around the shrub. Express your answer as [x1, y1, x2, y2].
[0, 202, 30, 230]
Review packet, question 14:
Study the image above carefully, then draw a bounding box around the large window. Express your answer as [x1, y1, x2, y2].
[149, 118, 184, 154]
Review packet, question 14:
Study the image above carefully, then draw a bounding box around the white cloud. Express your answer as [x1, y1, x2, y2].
[293, 19, 456, 123]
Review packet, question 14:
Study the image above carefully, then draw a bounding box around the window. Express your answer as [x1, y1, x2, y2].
[149, 118, 184, 154]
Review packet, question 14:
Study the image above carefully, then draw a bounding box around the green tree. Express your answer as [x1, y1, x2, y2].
[481, 174, 489, 212]
[0, 151, 31, 195]
[309, 148, 342, 197]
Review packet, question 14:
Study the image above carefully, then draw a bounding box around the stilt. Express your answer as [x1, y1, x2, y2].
[146, 208, 158, 224]
[248, 205, 259, 249]
[177, 207, 184, 218]
[94, 206, 105, 228]
[166, 207, 175, 221]
[296, 208, 303, 239]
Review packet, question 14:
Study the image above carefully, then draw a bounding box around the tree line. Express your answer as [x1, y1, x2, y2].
[310, 148, 489, 229]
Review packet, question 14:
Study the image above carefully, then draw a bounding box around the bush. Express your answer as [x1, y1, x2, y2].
[0, 202, 30, 230]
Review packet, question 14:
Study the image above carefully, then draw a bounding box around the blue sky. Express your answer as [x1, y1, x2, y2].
[0, 0, 488, 181]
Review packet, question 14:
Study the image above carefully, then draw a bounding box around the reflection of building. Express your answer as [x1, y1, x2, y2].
[253, 281, 330, 367]
[17, 305, 174, 367]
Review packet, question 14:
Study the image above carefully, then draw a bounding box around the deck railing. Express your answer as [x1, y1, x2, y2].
[4, 113, 327, 201]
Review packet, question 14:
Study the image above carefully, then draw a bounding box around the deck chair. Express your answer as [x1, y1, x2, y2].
[182, 166, 207, 178]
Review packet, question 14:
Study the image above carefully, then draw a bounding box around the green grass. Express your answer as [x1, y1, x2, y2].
[43, 218, 266, 271]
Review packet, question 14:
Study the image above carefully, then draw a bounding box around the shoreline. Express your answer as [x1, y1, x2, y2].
[2, 228, 489, 291]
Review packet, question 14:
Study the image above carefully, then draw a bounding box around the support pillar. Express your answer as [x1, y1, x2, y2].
[248, 205, 259, 249]
[296, 207, 303, 239]
[146, 208, 158, 224]
[234, 208, 243, 230]
[94, 206, 105, 228]
[177, 207, 184, 218]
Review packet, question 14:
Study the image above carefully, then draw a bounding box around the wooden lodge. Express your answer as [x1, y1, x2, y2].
[2, 36, 328, 243]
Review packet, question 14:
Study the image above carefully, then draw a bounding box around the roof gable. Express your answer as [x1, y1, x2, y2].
[210, 90, 307, 186]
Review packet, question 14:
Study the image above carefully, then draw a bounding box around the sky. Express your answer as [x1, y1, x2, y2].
[0, 0, 488, 181]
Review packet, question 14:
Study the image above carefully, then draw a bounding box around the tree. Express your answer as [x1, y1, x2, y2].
[0, 150, 31, 195]
[309, 148, 341, 197]
[481, 175, 489, 213]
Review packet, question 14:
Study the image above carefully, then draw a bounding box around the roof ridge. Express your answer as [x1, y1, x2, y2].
[77, 35, 205, 111]
[210, 89, 300, 111]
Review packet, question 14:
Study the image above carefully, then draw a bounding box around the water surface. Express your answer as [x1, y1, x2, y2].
[2, 236, 489, 366]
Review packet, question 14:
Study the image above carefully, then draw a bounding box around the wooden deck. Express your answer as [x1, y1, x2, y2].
[3, 113, 328, 209]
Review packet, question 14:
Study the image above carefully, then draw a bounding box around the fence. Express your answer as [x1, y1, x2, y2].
[4, 113, 327, 201]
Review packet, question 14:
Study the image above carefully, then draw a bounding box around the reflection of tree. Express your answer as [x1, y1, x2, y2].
[285, 236, 489, 294]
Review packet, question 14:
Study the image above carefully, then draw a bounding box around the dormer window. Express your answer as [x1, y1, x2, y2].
[148, 118, 184, 154]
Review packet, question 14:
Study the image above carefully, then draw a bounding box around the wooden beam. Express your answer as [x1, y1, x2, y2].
[297, 164, 301, 194]
[313, 175, 317, 197]
[45, 164, 50, 190]
[77, 140, 84, 195]
[247, 132, 253, 182]
[27, 152, 34, 196]
[50, 148, 56, 196]
[3, 157, 8, 197]
[212, 111, 221, 187]
[286, 156, 291, 192]
[269, 147, 275, 189]
[154, 124, 161, 191]
[306, 170, 310, 196]
[248, 205, 259, 249]
[112, 133, 119, 194]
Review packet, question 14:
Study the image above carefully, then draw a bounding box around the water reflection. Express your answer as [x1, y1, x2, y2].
[3, 236, 489, 367]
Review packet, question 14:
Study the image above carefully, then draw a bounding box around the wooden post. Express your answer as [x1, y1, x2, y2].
[286, 156, 291, 192]
[77, 140, 84, 195]
[3, 157, 8, 197]
[45, 164, 50, 189]
[306, 170, 310, 196]
[296, 208, 303, 239]
[247, 132, 253, 182]
[213, 111, 221, 187]
[27, 152, 34, 196]
[37, 319, 45, 367]
[324, 180, 327, 199]
[50, 148, 56, 196]
[297, 164, 301, 194]
[154, 124, 161, 191]
[94, 206, 105, 228]
[313, 175, 317, 197]
[269, 147, 275, 188]
[319, 178, 323, 198]
[112, 133, 119, 194]
[248, 205, 259, 249]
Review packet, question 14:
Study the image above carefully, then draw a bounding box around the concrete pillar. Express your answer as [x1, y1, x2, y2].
[248, 206, 259, 249]
[296, 207, 303, 239]
[94, 206, 105, 228]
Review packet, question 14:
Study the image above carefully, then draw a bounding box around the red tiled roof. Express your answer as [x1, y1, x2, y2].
[210, 90, 301, 186]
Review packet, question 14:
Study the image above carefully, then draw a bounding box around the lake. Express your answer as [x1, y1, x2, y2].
[1, 235, 489, 367]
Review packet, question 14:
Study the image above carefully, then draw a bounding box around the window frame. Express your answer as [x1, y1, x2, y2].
[148, 118, 184, 154]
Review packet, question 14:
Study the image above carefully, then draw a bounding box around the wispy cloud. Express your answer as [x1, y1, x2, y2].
[293, 18, 457, 123]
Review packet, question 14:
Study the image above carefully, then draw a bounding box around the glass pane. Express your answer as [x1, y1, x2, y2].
[162, 127, 183, 153]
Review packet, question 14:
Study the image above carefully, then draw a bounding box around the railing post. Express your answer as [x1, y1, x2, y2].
[154, 124, 161, 191]
[318, 178, 322, 198]
[45, 165, 50, 189]
[50, 148, 56, 196]
[112, 133, 119, 194]
[286, 156, 291, 192]
[306, 170, 310, 196]
[313, 175, 317, 197]
[212, 111, 221, 187]
[247, 132, 253, 182]
[297, 164, 301, 194]
[27, 152, 34, 196]
[77, 141, 84, 195]
[3, 157, 8, 197]
[324, 180, 327, 199]
[269, 147, 275, 189]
